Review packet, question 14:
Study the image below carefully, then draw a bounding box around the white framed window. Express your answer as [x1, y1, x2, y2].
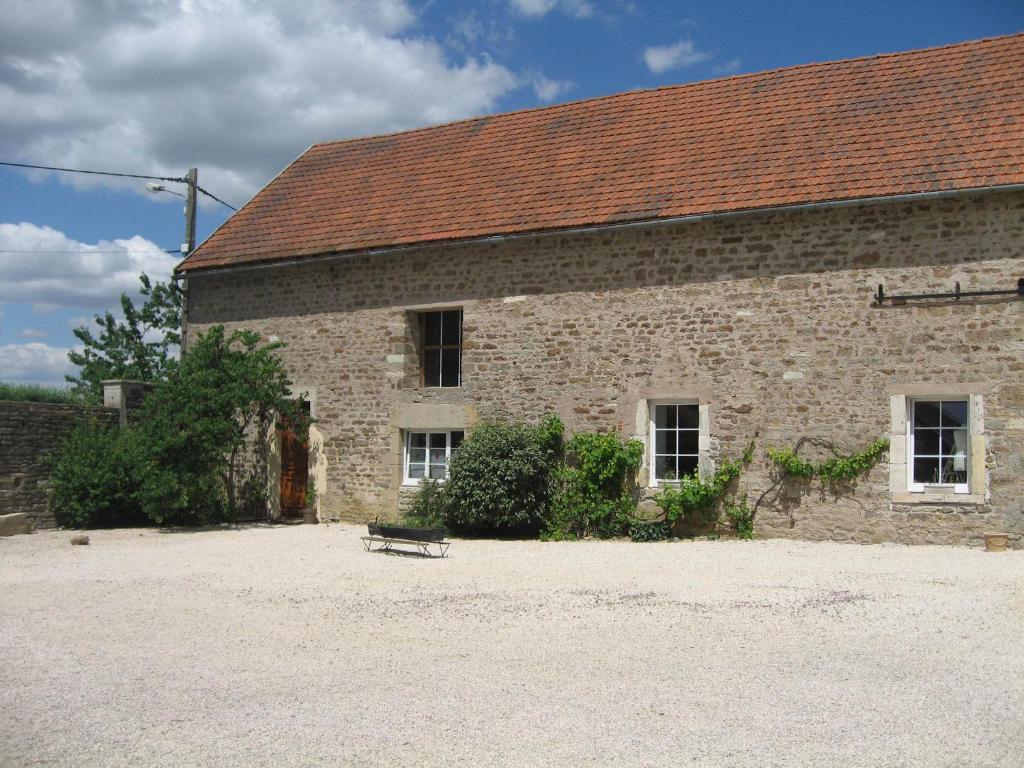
[908, 398, 969, 493]
[403, 429, 464, 485]
[649, 402, 700, 486]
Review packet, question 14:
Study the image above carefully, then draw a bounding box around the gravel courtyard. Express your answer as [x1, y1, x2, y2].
[1, 525, 1021, 767]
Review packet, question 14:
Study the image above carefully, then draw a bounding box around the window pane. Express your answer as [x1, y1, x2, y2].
[678, 455, 698, 478]
[450, 431, 464, 450]
[424, 312, 442, 346]
[947, 429, 969, 460]
[913, 457, 940, 484]
[408, 463, 425, 479]
[656, 430, 676, 454]
[429, 448, 446, 465]
[408, 448, 426, 464]
[914, 401, 941, 428]
[428, 463, 447, 480]
[654, 455, 674, 480]
[677, 430, 698, 455]
[942, 401, 968, 428]
[441, 348, 460, 387]
[442, 310, 462, 345]
[677, 404, 699, 429]
[659, 405, 675, 430]
[429, 433, 446, 449]
[423, 348, 441, 387]
[939, 457, 967, 485]
[914, 429, 940, 455]
[409, 433, 427, 449]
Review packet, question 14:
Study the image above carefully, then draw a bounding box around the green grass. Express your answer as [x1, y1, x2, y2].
[0, 382, 83, 405]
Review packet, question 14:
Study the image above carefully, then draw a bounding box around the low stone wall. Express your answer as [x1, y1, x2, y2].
[0, 401, 118, 528]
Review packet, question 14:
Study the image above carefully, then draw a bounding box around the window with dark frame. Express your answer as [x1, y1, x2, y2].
[421, 309, 462, 388]
[651, 403, 700, 484]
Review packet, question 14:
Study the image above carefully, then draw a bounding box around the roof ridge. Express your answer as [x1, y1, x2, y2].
[310, 31, 1024, 151]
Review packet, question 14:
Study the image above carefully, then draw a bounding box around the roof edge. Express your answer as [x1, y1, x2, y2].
[176, 181, 1024, 277]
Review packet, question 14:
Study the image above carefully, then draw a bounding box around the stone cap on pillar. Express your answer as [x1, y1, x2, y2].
[102, 379, 153, 426]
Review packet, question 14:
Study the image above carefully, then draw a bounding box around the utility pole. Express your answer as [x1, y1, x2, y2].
[184, 167, 197, 253]
[179, 167, 197, 355]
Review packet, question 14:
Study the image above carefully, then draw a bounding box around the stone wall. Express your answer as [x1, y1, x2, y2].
[0, 401, 119, 528]
[186, 189, 1024, 547]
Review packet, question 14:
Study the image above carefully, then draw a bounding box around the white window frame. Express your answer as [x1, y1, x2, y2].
[906, 397, 970, 494]
[648, 400, 701, 488]
[402, 429, 464, 486]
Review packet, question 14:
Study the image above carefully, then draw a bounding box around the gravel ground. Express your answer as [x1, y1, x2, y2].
[1, 525, 1022, 767]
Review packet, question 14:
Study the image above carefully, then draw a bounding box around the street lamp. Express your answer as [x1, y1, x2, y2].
[144, 182, 184, 198]
[144, 167, 198, 255]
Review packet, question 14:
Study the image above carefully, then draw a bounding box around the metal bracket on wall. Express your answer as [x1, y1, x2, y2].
[873, 278, 1024, 305]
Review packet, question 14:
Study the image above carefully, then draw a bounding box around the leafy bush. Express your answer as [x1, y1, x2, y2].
[404, 479, 446, 529]
[49, 324, 307, 528]
[546, 431, 643, 539]
[50, 422, 147, 528]
[725, 495, 755, 540]
[0, 382, 83, 404]
[131, 325, 309, 525]
[652, 441, 754, 526]
[440, 415, 563, 535]
[629, 519, 671, 542]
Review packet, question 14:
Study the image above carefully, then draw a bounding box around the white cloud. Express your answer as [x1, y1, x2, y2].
[712, 58, 742, 75]
[19, 328, 48, 338]
[0, 0, 520, 205]
[0, 222, 177, 308]
[530, 73, 574, 102]
[643, 39, 713, 74]
[510, 0, 594, 19]
[0, 342, 75, 385]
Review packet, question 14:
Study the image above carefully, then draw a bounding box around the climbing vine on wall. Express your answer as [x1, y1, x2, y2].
[651, 440, 756, 526]
[766, 438, 890, 487]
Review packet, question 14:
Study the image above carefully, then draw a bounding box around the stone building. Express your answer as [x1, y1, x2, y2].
[177, 34, 1024, 546]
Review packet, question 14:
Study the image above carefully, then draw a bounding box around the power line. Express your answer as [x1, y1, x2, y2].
[0, 160, 238, 211]
[0, 160, 187, 184]
[194, 186, 237, 211]
[0, 249, 182, 255]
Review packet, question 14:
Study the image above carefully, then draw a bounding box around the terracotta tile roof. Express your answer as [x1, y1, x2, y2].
[179, 33, 1024, 272]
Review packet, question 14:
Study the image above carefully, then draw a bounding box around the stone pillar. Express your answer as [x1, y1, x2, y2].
[102, 380, 153, 427]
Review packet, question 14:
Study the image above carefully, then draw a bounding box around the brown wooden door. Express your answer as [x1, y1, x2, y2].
[279, 417, 309, 518]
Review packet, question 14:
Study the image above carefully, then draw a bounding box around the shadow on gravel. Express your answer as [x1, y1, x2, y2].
[155, 522, 283, 535]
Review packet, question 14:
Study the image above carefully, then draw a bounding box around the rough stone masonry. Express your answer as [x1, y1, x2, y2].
[0, 401, 119, 528]
[186, 190, 1024, 547]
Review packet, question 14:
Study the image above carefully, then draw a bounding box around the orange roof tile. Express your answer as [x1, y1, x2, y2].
[179, 33, 1024, 272]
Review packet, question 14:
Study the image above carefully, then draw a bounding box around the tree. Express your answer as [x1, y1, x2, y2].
[66, 274, 181, 403]
[132, 324, 309, 523]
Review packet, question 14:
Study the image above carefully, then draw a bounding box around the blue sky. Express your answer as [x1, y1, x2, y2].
[2, 0, 1022, 384]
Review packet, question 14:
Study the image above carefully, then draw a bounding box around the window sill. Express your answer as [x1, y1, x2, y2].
[892, 492, 986, 505]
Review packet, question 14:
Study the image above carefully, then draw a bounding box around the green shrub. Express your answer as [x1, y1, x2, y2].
[440, 415, 563, 535]
[0, 382, 82, 405]
[404, 479, 446, 529]
[725, 495, 755, 540]
[546, 431, 643, 539]
[629, 519, 671, 542]
[652, 441, 754, 526]
[50, 421, 147, 528]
